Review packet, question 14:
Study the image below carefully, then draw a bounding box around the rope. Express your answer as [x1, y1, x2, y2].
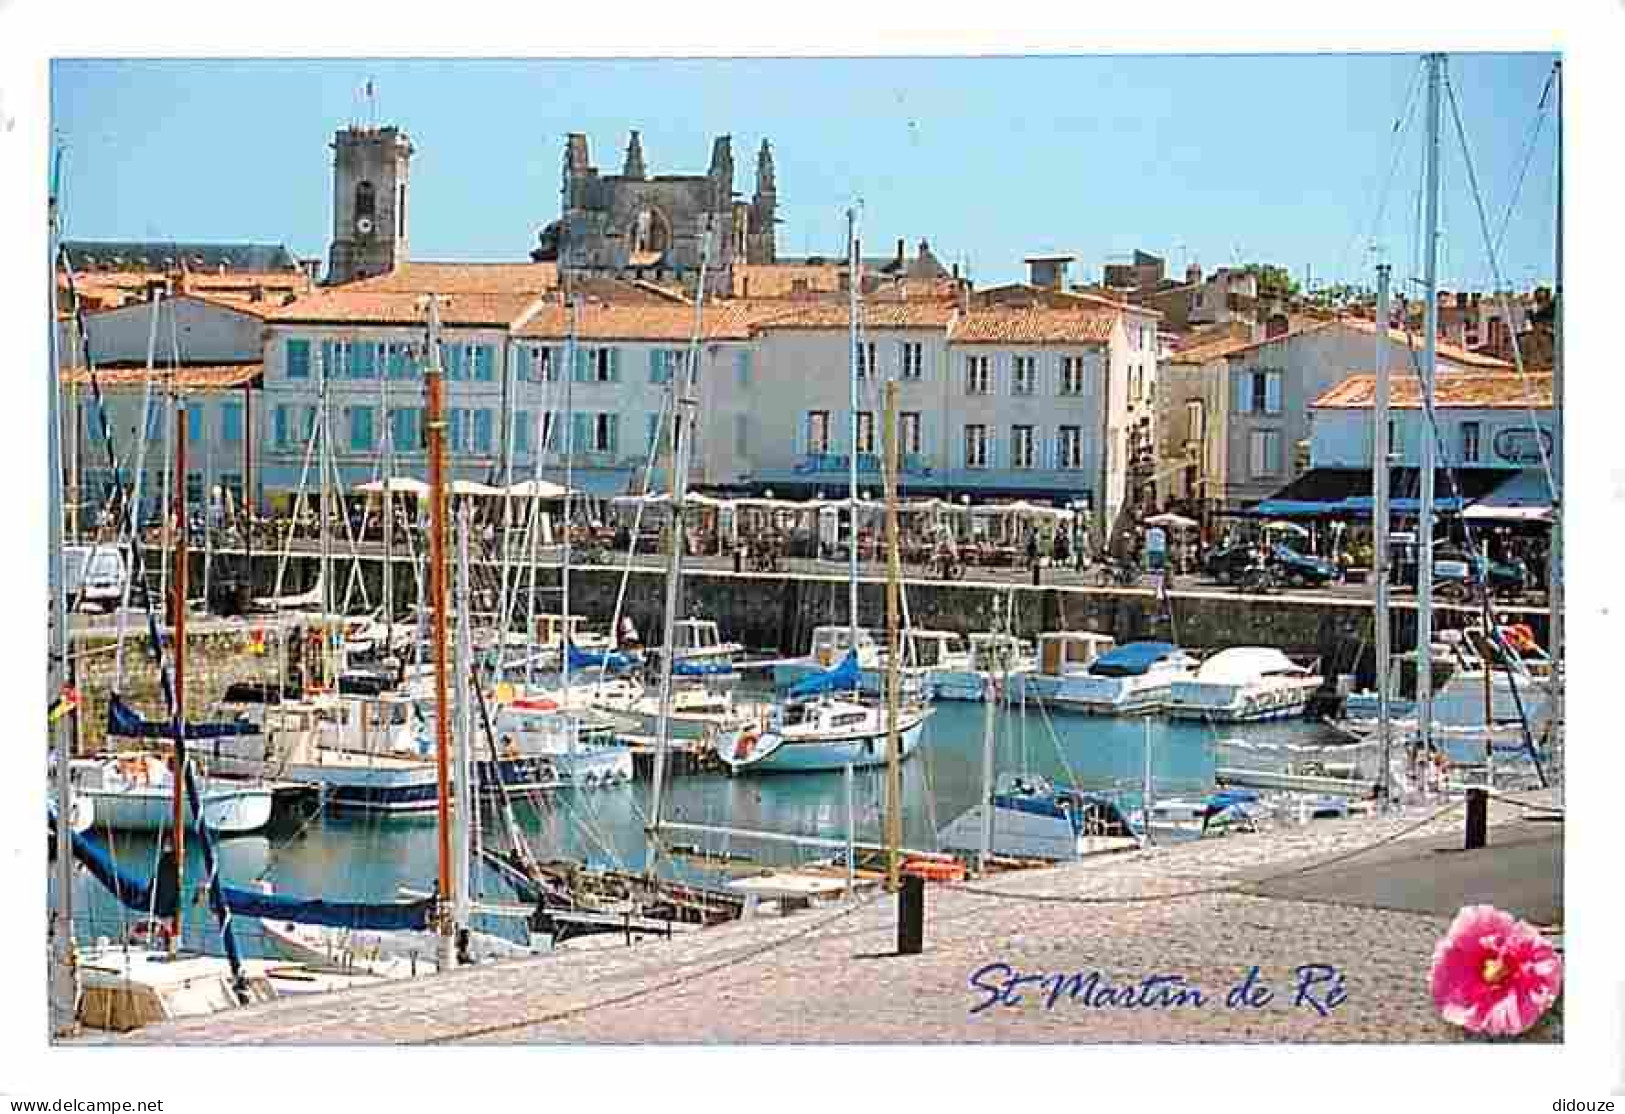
[943, 799, 1463, 906]
[1483, 788, 1563, 815]
[414, 885, 886, 1045]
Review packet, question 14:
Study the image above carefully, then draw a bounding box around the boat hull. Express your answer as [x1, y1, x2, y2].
[718, 710, 929, 774]
[83, 784, 272, 835]
[937, 802, 1140, 862]
[1166, 678, 1322, 723]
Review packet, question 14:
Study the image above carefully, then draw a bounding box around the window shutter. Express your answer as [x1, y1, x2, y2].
[609, 348, 621, 383]
[474, 409, 493, 454]
[649, 349, 663, 383]
[737, 349, 750, 387]
[1265, 372, 1282, 415]
[286, 338, 310, 380]
[571, 412, 590, 453]
[273, 405, 287, 448]
[573, 348, 590, 383]
[1233, 371, 1250, 415]
[605, 413, 620, 455]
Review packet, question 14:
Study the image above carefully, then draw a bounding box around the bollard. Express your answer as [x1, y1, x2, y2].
[1465, 786, 1488, 850]
[733, 549, 743, 574]
[1030, 562, 1042, 587]
[897, 872, 925, 955]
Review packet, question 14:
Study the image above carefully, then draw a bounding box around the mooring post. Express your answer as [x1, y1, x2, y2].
[1465, 786, 1488, 850]
[898, 872, 925, 955]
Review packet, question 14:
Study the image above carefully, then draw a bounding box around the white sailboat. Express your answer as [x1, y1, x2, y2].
[717, 208, 932, 775]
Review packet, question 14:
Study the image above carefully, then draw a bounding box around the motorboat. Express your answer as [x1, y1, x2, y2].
[665, 618, 744, 676]
[932, 632, 1034, 701]
[67, 754, 272, 835]
[1041, 640, 1199, 715]
[715, 690, 931, 774]
[1167, 647, 1323, 723]
[936, 773, 1141, 861]
[1008, 631, 1117, 707]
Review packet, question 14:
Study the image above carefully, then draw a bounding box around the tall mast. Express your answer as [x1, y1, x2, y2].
[453, 502, 475, 942]
[882, 379, 903, 892]
[561, 294, 578, 696]
[648, 220, 712, 858]
[317, 339, 333, 683]
[1548, 60, 1564, 781]
[381, 360, 394, 650]
[846, 207, 860, 651]
[48, 143, 76, 1035]
[171, 398, 190, 949]
[424, 296, 456, 969]
[1416, 51, 1444, 766]
[1373, 263, 1394, 810]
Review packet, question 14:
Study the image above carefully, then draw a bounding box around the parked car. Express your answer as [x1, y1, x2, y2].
[1205, 542, 1338, 587]
[63, 544, 129, 610]
[1433, 546, 1527, 600]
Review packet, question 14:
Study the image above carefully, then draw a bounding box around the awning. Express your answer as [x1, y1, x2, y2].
[1461, 468, 1555, 523]
[1250, 467, 1516, 519]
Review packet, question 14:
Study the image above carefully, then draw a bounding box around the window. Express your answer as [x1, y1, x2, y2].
[536, 412, 557, 451]
[901, 343, 923, 380]
[1387, 418, 1404, 459]
[347, 406, 375, 452]
[1058, 425, 1083, 470]
[964, 424, 989, 469]
[856, 342, 876, 379]
[523, 346, 559, 383]
[591, 413, 619, 454]
[1239, 369, 1283, 416]
[321, 340, 351, 380]
[806, 411, 831, 454]
[1460, 421, 1481, 464]
[735, 414, 749, 456]
[397, 183, 407, 237]
[387, 343, 413, 380]
[448, 409, 468, 452]
[513, 410, 531, 454]
[354, 180, 376, 225]
[472, 345, 495, 383]
[855, 411, 876, 455]
[389, 408, 421, 452]
[185, 405, 203, 444]
[650, 349, 685, 384]
[286, 338, 311, 380]
[353, 341, 379, 380]
[273, 405, 289, 449]
[589, 347, 617, 383]
[473, 409, 494, 454]
[965, 355, 992, 395]
[1012, 356, 1037, 395]
[646, 412, 664, 453]
[1061, 356, 1086, 395]
[1011, 424, 1036, 469]
[221, 401, 243, 444]
[1249, 429, 1282, 478]
[1185, 399, 1206, 446]
[736, 350, 752, 388]
[444, 344, 467, 380]
[900, 411, 922, 456]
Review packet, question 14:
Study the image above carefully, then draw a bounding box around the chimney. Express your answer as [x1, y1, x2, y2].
[894, 238, 905, 271]
[301, 258, 323, 286]
[956, 282, 970, 314]
[951, 262, 959, 280]
[1265, 313, 1290, 339]
[1025, 255, 1073, 291]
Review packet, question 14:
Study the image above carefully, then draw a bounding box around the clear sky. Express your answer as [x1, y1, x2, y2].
[49, 53, 1559, 291]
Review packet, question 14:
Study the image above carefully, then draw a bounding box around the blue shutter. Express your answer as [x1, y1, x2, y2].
[1265, 371, 1283, 415]
[573, 348, 591, 382]
[572, 412, 591, 453]
[736, 349, 751, 388]
[476, 345, 495, 382]
[185, 404, 203, 443]
[650, 349, 666, 384]
[286, 338, 310, 380]
[1233, 371, 1251, 415]
[319, 340, 334, 381]
[474, 409, 494, 454]
[609, 347, 622, 383]
[354, 341, 376, 379]
[605, 413, 619, 455]
[647, 413, 660, 451]
[221, 402, 242, 443]
[515, 410, 531, 454]
[515, 347, 533, 384]
[273, 405, 288, 448]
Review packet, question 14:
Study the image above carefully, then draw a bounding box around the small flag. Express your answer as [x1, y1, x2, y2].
[48, 686, 81, 723]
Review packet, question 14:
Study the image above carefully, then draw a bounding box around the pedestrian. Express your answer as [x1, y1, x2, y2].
[1026, 529, 1039, 569]
[1053, 528, 1071, 568]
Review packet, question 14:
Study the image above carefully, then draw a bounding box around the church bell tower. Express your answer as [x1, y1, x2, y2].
[326, 125, 414, 285]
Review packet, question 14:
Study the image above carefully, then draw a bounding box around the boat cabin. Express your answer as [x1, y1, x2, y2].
[1035, 631, 1117, 677]
[903, 629, 967, 669]
[969, 632, 1028, 673]
[808, 625, 878, 667]
[532, 613, 591, 646]
[674, 619, 724, 653]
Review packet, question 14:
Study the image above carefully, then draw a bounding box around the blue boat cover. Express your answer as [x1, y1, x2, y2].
[789, 648, 862, 698]
[1088, 641, 1179, 678]
[674, 660, 735, 677]
[107, 695, 256, 740]
[565, 641, 635, 674]
[55, 814, 435, 931]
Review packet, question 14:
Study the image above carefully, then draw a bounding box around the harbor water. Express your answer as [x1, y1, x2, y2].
[53, 679, 1548, 959]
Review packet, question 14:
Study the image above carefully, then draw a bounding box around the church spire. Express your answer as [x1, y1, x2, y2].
[755, 138, 776, 198]
[622, 130, 647, 180]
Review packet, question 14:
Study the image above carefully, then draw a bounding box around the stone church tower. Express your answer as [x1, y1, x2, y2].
[535, 129, 778, 293]
[326, 125, 414, 285]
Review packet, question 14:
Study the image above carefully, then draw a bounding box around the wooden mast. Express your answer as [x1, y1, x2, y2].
[171, 397, 189, 950]
[883, 380, 903, 892]
[424, 295, 455, 967]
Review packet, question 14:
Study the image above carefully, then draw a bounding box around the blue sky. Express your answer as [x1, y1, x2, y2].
[49, 53, 1559, 291]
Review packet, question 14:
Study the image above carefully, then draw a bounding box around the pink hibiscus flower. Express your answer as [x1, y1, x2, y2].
[1429, 904, 1562, 1037]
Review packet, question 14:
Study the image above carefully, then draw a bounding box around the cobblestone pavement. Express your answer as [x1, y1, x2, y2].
[101, 793, 1561, 1046]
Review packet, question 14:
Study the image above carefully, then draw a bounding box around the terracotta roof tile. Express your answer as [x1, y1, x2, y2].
[60, 364, 263, 392]
[1165, 333, 1260, 364]
[731, 263, 846, 298]
[514, 301, 765, 342]
[268, 290, 543, 328]
[339, 261, 560, 295]
[1217, 316, 1514, 370]
[753, 302, 959, 331]
[1311, 371, 1553, 410]
[948, 308, 1116, 345]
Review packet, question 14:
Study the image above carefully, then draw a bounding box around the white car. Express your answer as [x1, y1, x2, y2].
[63, 544, 129, 610]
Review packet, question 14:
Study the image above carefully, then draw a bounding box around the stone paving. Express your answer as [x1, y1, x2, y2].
[99, 792, 1562, 1046]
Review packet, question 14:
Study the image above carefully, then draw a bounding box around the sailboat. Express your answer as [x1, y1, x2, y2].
[717, 209, 932, 775]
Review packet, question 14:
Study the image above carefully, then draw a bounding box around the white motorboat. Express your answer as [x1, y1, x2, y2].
[75, 938, 277, 1032]
[1041, 640, 1199, 715]
[1009, 631, 1118, 707]
[937, 773, 1141, 861]
[666, 617, 744, 675]
[1167, 647, 1323, 723]
[69, 754, 272, 835]
[932, 632, 1035, 701]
